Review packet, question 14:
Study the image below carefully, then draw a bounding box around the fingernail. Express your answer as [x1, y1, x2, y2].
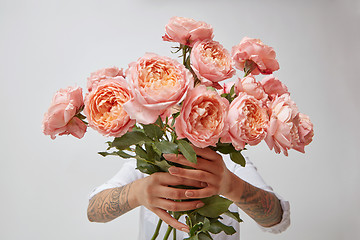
[169, 167, 178, 174]
[181, 228, 189, 233]
[196, 202, 204, 208]
[185, 191, 194, 197]
[201, 182, 207, 187]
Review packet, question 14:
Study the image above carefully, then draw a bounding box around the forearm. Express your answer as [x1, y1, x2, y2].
[87, 181, 139, 223]
[225, 172, 283, 227]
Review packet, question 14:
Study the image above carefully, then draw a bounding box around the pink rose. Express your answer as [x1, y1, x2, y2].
[162, 16, 214, 47]
[42, 86, 87, 139]
[123, 53, 193, 124]
[221, 93, 269, 150]
[175, 85, 229, 148]
[261, 75, 289, 99]
[87, 67, 125, 92]
[231, 37, 279, 75]
[235, 75, 267, 102]
[191, 40, 235, 88]
[265, 94, 299, 156]
[291, 113, 314, 153]
[84, 78, 135, 137]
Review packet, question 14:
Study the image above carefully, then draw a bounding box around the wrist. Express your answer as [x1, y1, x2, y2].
[128, 178, 144, 209]
[222, 171, 243, 202]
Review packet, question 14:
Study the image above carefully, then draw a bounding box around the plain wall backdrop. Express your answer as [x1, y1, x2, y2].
[1, 0, 359, 239]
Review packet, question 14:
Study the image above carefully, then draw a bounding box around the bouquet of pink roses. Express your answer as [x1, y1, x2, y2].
[42, 16, 314, 240]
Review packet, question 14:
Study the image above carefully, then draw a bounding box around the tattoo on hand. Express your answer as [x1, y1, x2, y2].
[88, 182, 133, 222]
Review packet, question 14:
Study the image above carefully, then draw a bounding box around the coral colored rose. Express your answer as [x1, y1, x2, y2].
[175, 85, 229, 148]
[235, 75, 267, 102]
[231, 37, 279, 75]
[123, 53, 194, 124]
[162, 16, 214, 47]
[221, 93, 269, 150]
[42, 86, 87, 139]
[87, 67, 125, 92]
[84, 78, 135, 137]
[265, 94, 299, 156]
[291, 113, 314, 153]
[261, 75, 289, 99]
[191, 40, 235, 87]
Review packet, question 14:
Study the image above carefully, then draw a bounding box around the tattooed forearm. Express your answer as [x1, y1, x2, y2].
[235, 183, 283, 227]
[87, 182, 133, 223]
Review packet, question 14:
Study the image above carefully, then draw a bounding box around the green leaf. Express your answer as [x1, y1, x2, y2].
[198, 232, 213, 240]
[155, 116, 164, 129]
[171, 112, 180, 126]
[208, 221, 222, 234]
[223, 210, 242, 222]
[153, 141, 179, 154]
[111, 131, 152, 150]
[135, 145, 148, 161]
[201, 218, 211, 232]
[197, 195, 233, 218]
[145, 144, 161, 162]
[150, 143, 163, 156]
[177, 139, 197, 163]
[208, 220, 236, 235]
[229, 84, 235, 97]
[142, 123, 163, 140]
[98, 151, 133, 158]
[213, 143, 237, 154]
[230, 151, 246, 167]
[136, 158, 160, 175]
[184, 235, 199, 240]
[155, 160, 172, 172]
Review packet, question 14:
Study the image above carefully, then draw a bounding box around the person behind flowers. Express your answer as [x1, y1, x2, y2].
[41, 16, 315, 239]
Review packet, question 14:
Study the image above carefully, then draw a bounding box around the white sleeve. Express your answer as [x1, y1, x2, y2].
[88, 159, 145, 200]
[232, 156, 291, 234]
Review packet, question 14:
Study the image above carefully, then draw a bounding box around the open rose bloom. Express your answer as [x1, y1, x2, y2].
[175, 85, 229, 148]
[222, 93, 269, 150]
[42, 86, 87, 139]
[123, 53, 193, 124]
[191, 40, 235, 88]
[84, 77, 135, 137]
[232, 37, 280, 75]
[162, 16, 213, 47]
[87, 67, 125, 92]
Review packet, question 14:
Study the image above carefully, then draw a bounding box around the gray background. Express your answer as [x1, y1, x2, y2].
[1, 0, 359, 239]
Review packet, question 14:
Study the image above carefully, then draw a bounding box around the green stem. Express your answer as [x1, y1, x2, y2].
[182, 45, 187, 65]
[173, 228, 177, 240]
[151, 218, 163, 240]
[163, 225, 173, 240]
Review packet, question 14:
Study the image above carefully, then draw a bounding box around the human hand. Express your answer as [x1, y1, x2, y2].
[134, 172, 206, 232]
[164, 146, 235, 201]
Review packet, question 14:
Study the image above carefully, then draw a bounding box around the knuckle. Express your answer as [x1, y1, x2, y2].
[152, 173, 161, 181]
[197, 171, 206, 179]
[172, 190, 182, 199]
[177, 177, 185, 185]
[147, 197, 154, 205]
[167, 201, 178, 211]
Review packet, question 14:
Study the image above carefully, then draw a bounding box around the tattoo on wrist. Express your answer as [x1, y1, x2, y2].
[88, 182, 133, 222]
[235, 183, 283, 227]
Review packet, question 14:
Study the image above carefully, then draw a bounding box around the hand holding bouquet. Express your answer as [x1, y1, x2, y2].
[42, 16, 314, 239]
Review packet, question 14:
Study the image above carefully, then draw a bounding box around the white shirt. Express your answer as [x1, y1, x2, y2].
[89, 155, 290, 239]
